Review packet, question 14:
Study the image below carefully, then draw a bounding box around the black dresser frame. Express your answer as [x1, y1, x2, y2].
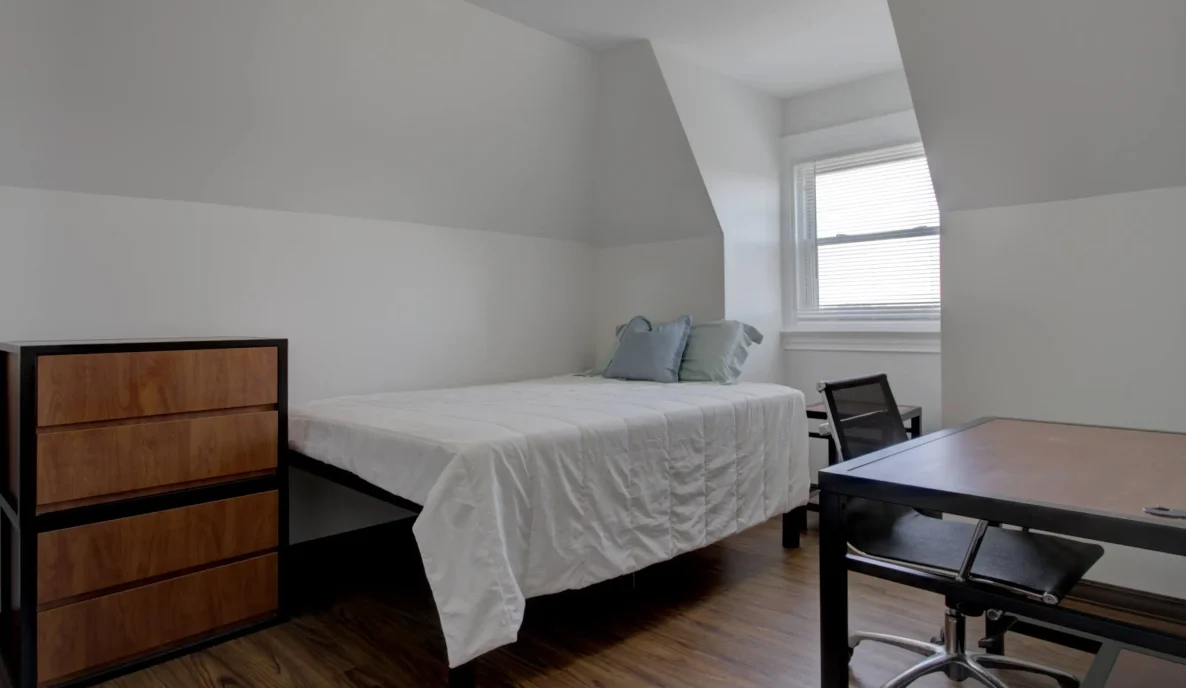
[0, 338, 288, 688]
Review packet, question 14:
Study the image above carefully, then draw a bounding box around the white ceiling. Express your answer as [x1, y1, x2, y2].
[466, 0, 903, 98]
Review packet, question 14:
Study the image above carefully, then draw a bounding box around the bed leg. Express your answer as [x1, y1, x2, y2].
[448, 663, 475, 688]
[782, 506, 807, 549]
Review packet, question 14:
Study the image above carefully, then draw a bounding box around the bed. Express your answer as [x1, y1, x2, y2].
[289, 375, 810, 678]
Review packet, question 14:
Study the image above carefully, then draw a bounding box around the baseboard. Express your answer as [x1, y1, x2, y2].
[1071, 581, 1186, 627]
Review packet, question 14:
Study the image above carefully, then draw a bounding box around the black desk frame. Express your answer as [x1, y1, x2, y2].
[817, 417, 1186, 688]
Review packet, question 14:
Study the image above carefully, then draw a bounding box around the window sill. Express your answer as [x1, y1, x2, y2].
[781, 328, 940, 354]
[788, 320, 939, 334]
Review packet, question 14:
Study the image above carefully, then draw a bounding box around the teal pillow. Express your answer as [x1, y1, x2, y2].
[678, 320, 763, 384]
[603, 316, 692, 383]
[584, 316, 649, 376]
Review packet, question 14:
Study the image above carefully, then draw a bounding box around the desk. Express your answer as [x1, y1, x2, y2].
[817, 417, 1186, 688]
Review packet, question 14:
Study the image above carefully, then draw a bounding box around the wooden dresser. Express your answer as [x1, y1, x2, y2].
[0, 338, 287, 688]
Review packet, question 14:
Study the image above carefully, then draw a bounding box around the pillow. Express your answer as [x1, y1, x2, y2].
[603, 315, 692, 383]
[583, 316, 650, 376]
[678, 320, 764, 384]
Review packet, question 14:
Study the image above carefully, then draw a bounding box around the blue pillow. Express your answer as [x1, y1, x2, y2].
[582, 316, 649, 376]
[603, 315, 693, 383]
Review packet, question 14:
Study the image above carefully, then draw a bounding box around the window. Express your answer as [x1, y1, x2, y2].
[792, 143, 940, 324]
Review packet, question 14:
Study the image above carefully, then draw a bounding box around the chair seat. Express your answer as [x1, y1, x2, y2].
[848, 506, 1105, 601]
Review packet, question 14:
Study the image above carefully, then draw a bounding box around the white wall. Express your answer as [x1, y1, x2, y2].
[592, 236, 725, 358]
[0, 0, 603, 543]
[942, 186, 1186, 432]
[941, 186, 1186, 596]
[781, 110, 923, 181]
[0, 186, 595, 541]
[0, 0, 596, 241]
[655, 50, 784, 383]
[784, 346, 942, 476]
[781, 70, 913, 137]
[779, 86, 938, 447]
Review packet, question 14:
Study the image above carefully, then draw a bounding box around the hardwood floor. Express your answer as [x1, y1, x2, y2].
[107, 518, 1092, 688]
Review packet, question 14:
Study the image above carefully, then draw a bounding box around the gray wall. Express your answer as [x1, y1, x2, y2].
[0, 0, 597, 241]
[890, 0, 1186, 213]
[592, 41, 720, 246]
[589, 42, 726, 357]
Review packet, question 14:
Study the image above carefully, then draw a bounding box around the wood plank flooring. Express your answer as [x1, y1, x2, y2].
[107, 518, 1092, 687]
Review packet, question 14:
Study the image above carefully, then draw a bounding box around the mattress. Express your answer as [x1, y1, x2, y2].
[290, 375, 810, 667]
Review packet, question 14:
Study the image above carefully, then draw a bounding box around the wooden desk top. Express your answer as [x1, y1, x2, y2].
[826, 418, 1186, 529]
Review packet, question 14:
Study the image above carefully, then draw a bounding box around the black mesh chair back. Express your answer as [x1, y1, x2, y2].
[818, 374, 908, 460]
[818, 374, 916, 530]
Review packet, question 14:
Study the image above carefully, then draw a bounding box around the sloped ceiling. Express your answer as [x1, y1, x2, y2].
[0, 0, 597, 241]
[653, 49, 781, 243]
[889, 0, 1186, 212]
[654, 49, 783, 381]
[593, 41, 721, 246]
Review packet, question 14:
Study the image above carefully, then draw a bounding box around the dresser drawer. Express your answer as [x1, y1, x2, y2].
[37, 553, 278, 685]
[36, 410, 277, 507]
[37, 347, 278, 427]
[38, 491, 278, 604]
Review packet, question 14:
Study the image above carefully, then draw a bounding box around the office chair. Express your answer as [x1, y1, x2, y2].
[818, 374, 1104, 688]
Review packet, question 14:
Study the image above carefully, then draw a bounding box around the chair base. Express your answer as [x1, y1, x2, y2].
[850, 611, 1080, 688]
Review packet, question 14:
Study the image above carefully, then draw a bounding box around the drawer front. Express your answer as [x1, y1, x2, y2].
[38, 491, 278, 604]
[36, 410, 277, 507]
[37, 347, 278, 427]
[38, 553, 278, 684]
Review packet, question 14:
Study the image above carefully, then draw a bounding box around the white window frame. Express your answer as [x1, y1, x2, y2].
[790, 141, 940, 330]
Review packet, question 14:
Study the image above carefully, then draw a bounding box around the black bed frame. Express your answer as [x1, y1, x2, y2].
[288, 450, 808, 687]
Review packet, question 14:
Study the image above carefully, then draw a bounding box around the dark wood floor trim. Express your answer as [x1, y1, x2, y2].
[1070, 581, 1186, 628]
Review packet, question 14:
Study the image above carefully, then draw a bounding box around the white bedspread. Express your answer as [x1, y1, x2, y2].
[290, 376, 809, 667]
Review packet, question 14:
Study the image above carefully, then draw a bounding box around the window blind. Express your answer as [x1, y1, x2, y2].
[796, 143, 941, 319]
